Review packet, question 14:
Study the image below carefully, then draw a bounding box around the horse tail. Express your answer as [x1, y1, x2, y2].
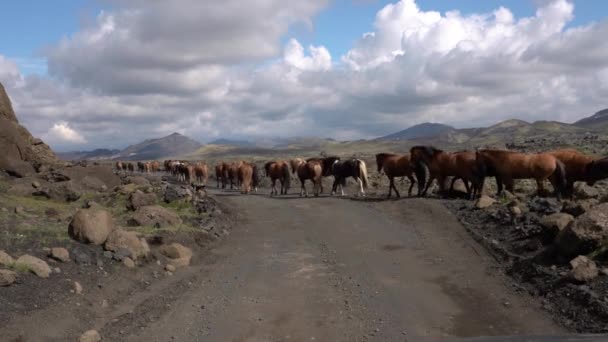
[553, 159, 567, 197]
[358, 159, 369, 189]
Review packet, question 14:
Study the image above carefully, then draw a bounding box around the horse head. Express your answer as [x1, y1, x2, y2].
[585, 157, 608, 185]
[322, 156, 340, 176]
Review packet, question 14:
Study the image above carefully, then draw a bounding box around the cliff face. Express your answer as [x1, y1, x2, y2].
[0, 82, 59, 177]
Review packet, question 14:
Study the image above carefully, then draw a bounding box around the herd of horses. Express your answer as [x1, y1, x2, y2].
[114, 146, 608, 200]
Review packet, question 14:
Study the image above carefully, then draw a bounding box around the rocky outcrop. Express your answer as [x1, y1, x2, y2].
[0, 82, 59, 177]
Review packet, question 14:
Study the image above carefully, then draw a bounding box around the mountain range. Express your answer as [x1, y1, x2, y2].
[58, 109, 608, 161]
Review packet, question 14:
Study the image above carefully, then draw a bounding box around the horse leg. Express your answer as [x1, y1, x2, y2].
[449, 177, 458, 197]
[331, 178, 338, 196]
[463, 180, 471, 199]
[392, 177, 401, 198]
[387, 177, 393, 198]
[422, 177, 434, 196]
[358, 177, 364, 197]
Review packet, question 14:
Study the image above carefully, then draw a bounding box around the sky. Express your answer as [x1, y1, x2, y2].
[1, 0, 608, 151]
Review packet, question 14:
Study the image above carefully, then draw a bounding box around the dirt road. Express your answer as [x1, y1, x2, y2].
[1, 189, 564, 341]
[120, 191, 561, 341]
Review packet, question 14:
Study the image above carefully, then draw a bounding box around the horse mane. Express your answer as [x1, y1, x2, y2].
[411, 145, 443, 158]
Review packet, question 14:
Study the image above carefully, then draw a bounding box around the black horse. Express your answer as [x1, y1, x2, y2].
[323, 157, 369, 197]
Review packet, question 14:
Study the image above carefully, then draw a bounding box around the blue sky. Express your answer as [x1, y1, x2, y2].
[2, 0, 606, 75]
[2, 0, 608, 150]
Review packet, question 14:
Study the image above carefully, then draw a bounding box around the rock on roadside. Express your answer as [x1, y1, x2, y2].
[15, 255, 51, 278]
[160, 243, 192, 268]
[68, 208, 115, 245]
[104, 229, 149, 260]
[128, 205, 182, 228]
[540, 213, 574, 241]
[49, 247, 70, 262]
[475, 195, 496, 209]
[555, 203, 608, 257]
[126, 190, 157, 211]
[79, 330, 101, 342]
[0, 269, 17, 286]
[0, 250, 14, 266]
[570, 255, 598, 282]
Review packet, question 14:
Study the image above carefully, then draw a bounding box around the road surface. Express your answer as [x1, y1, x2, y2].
[124, 191, 561, 341]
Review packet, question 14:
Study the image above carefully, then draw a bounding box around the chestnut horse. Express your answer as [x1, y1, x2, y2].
[476, 149, 567, 198]
[548, 149, 603, 198]
[292, 158, 323, 197]
[375, 153, 416, 198]
[193, 162, 208, 185]
[215, 163, 228, 188]
[264, 161, 291, 196]
[228, 162, 242, 190]
[238, 162, 259, 194]
[410, 146, 481, 198]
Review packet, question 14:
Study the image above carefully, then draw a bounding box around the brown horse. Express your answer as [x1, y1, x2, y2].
[115, 161, 124, 173]
[228, 162, 242, 190]
[476, 149, 567, 198]
[548, 149, 602, 197]
[293, 159, 323, 197]
[238, 162, 259, 194]
[375, 153, 416, 197]
[265, 161, 291, 196]
[127, 162, 134, 173]
[410, 146, 480, 198]
[193, 162, 208, 185]
[290, 158, 305, 174]
[215, 163, 228, 188]
[587, 157, 608, 185]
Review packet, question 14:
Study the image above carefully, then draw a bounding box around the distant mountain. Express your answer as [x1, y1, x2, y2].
[208, 138, 250, 146]
[116, 133, 202, 160]
[57, 148, 120, 161]
[574, 109, 608, 128]
[378, 123, 456, 141]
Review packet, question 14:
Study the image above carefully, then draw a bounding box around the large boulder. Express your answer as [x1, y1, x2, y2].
[0, 269, 17, 286]
[33, 181, 81, 202]
[129, 205, 182, 228]
[562, 200, 593, 217]
[104, 229, 149, 260]
[555, 203, 608, 257]
[124, 176, 150, 187]
[69, 208, 115, 245]
[126, 190, 157, 211]
[15, 255, 51, 278]
[574, 183, 600, 200]
[163, 184, 193, 203]
[160, 243, 192, 268]
[529, 197, 562, 215]
[540, 213, 574, 241]
[0, 83, 59, 177]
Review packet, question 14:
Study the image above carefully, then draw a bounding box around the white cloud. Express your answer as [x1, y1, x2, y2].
[284, 39, 332, 71]
[3, 0, 608, 151]
[43, 122, 87, 145]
